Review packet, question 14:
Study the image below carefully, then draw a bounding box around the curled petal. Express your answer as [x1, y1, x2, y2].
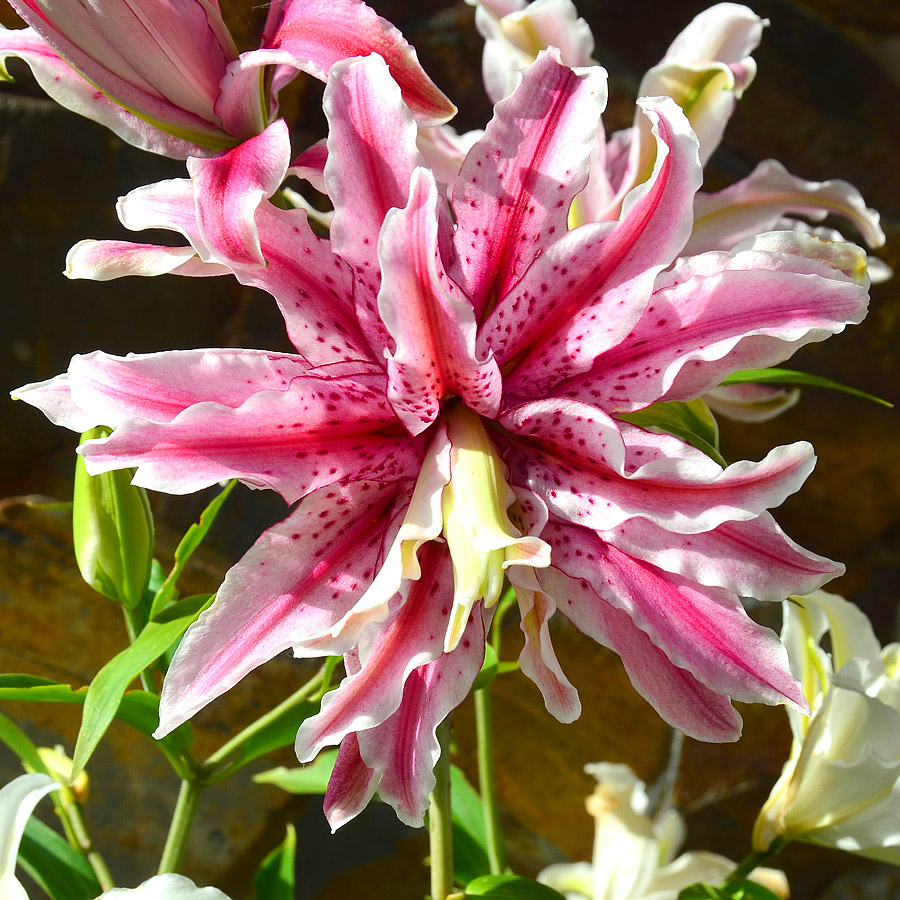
[261, 0, 456, 125]
[502, 399, 816, 533]
[65, 240, 229, 280]
[356, 608, 486, 827]
[558, 234, 869, 412]
[294, 543, 453, 762]
[493, 97, 702, 398]
[0, 25, 206, 156]
[512, 571, 582, 723]
[380, 168, 502, 434]
[538, 561, 744, 741]
[600, 512, 841, 604]
[469, 0, 597, 104]
[323, 734, 381, 831]
[324, 54, 424, 278]
[543, 520, 807, 712]
[188, 120, 291, 268]
[687, 158, 885, 254]
[156, 480, 408, 737]
[452, 49, 608, 319]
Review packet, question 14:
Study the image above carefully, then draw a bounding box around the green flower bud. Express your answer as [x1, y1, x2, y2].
[73, 426, 154, 608]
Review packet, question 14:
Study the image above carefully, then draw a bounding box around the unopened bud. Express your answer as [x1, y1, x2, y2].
[73, 426, 154, 608]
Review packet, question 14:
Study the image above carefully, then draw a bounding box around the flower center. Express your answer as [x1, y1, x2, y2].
[441, 405, 550, 651]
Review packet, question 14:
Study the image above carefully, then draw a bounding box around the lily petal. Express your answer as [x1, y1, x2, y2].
[687, 158, 885, 254]
[542, 518, 807, 712]
[502, 399, 816, 533]
[451, 49, 608, 319]
[0, 25, 205, 156]
[261, 0, 456, 125]
[379, 168, 502, 434]
[538, 560, 744, 741]
[156, 479, 408, 737]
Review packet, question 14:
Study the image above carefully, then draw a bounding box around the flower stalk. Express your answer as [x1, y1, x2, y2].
[474, 685, 506, 874]
[158, 778, 203, 875]
[429, 716, 454, 900]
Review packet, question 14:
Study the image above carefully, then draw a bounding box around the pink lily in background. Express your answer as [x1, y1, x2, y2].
[16, 51, 869, 827]
[0, 0, 455, 157]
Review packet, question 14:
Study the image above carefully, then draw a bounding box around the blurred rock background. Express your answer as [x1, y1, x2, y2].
[0, 0, 898, 897]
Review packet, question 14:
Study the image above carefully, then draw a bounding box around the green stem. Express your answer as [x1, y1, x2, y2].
[429, 717, 454, 900]
[726, 837, 789, 882]
[121, 605, 156, 694]
[56, 795, 115, 890]
[474, 687, 505, 874]
[200, 666, 326, 779]
[158, 778, 203, 875]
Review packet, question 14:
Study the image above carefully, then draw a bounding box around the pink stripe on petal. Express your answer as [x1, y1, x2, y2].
[79, 372, 419, 501]
[323, 734, 381, 831]
[262, 0, 456, 125]
[545, 560, 745, 741]
[489, 98, 701, 399]
[502, 398, 816, 533]
[294, 544, 453, 761]
[156, 479, 406, 737]
[189, 120, 291, 268]
[379, 169, 502, 434]
[67, 349, 311, 425]
[599, 512, 842, 603]
[357, 608, 486, 827]
[544, 520, 806, 711]
[452, 50, 607, 318]
[559, 241, 869, 412]
[324, 54, 423, 279]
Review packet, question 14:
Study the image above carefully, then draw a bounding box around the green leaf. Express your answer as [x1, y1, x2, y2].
[254, 749, 339, 794]
[251, 824, 297, 900]
[618, 399, 725, 466]
[0, 677, 192, 770]
[450, 765, 491, 885]
[464, 875, 567, 900]
[678, 881, 784, 900]
[472, 643, 500, 692]
[0, 709, 49, 773]
[150, 480, 236, 619]
[18, 817, 102, 900]
[721, 367, 893, 407]
[72, 594, 212, 777]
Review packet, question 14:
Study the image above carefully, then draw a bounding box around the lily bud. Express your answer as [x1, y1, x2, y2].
[36, 745, 89, 804]
[73, 426, 154, 609]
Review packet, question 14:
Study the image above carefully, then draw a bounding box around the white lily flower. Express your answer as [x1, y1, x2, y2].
[0, 773, 230, 900]
[1, 774, 59, 900]
[539, 763, 787, 900]
[754, 590, 900, 862]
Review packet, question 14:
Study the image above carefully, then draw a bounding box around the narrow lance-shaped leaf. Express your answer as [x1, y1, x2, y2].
[250, 824, 297, 900]
[721, 367, 893, 407]
[18, 817, 102, 900]
[465, 874, 568, 899]
[72, 594, 212, 778]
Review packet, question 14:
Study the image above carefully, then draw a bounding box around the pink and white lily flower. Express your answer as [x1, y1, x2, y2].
[16, 51, 868, 828]
[0, 0, 455, 157]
